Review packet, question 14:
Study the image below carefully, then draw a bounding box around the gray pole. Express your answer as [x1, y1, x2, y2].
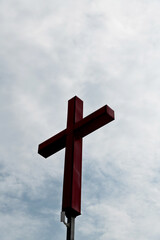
[66, 217, 75, 240]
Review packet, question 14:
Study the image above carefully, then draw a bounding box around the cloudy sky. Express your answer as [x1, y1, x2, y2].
[1, 0, 160, 239]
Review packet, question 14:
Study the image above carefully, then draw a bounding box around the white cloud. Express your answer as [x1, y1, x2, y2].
[1, 0, 160, 239]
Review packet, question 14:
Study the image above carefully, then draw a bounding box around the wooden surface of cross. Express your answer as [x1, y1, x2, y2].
[38, 96, 114, 240]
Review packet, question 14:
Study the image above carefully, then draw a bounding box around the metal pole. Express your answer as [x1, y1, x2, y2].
[66, 217, 75, 240]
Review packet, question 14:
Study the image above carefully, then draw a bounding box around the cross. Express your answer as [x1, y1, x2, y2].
[38, 96, 114, 240]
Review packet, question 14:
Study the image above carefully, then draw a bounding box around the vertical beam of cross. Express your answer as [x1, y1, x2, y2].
[63, 97, 83, 218]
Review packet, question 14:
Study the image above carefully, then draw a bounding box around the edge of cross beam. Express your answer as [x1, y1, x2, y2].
[38, 129, 67, 158]
[74, 105, 114, 138]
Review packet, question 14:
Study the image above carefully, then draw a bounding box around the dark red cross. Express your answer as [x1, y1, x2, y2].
[38, 96, 114, 218]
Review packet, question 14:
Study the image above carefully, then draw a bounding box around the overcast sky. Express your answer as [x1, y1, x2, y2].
[1, 0, 160, 239]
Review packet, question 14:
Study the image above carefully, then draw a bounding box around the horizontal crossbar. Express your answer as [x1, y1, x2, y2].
[38, 105, 114, 158]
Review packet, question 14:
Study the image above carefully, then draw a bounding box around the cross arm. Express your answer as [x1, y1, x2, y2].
[74, 105, 114, 139]
[38, 104, 114, 158]
[38, 129, 67, 158]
